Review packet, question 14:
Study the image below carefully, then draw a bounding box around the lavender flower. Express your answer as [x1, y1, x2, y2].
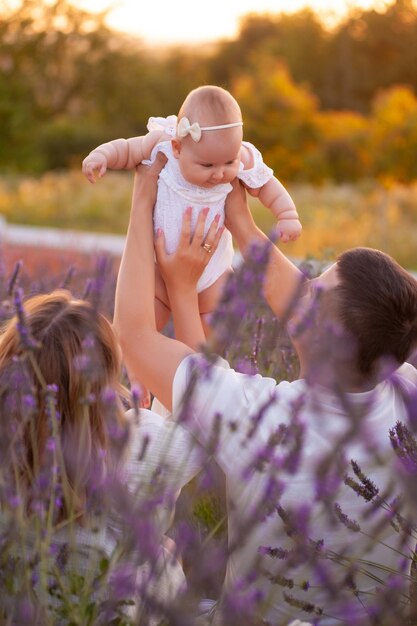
[344, 459, 379, 502]
[13, 287, 40, 350]
[8, 259, 22, 296]
[333, 502, 361, 532]
[283, 592, 323, 617]
[59, 265, 75, 289]
[389, 420, 417, 473]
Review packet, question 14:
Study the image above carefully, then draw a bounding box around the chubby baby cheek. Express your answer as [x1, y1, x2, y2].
[225, 168, 240, 183]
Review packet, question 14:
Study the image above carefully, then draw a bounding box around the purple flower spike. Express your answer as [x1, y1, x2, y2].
[13, 287, 41, 351]
[8, 260, 22, 296]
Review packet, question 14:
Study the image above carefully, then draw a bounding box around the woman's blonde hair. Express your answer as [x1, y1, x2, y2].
[0, 289, 127, 523]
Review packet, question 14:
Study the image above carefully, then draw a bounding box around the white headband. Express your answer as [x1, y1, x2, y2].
[177, 116, 243, 143]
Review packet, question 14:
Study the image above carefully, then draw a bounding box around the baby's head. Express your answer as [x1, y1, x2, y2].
[172, 85, 243, 188]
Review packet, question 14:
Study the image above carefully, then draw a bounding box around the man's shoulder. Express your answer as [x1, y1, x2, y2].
[173, 354, 305, 414]
[184, 354, 304, 393]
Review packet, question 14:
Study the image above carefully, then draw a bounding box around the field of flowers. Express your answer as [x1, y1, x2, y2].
[1, 179, 417, 625]
[1, 172, 417, 270]
[0, 242, 119, 320]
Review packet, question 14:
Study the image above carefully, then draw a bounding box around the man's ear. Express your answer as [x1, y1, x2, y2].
[171, 138, 181, 159]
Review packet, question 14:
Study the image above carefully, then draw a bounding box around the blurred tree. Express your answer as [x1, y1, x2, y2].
[156, 46, 211, 115]
[208, 2, 417, 114]
[324, 0, 417, 111]
[369, 85, 417, 181]
[207, 10, 328, 99]
[233, 56, 320, 181]
[0, 0, 161, 170]
[315, 110, 370, 182]
[2, 0, 417, 181]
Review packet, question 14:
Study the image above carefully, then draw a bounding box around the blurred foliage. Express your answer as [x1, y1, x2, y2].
[0, 171, 131, 232]
[1, 171, 417, 269]
[1, 0, 417, 183]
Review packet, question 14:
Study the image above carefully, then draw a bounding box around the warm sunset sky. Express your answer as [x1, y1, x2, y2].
[74, 0, 390, 44]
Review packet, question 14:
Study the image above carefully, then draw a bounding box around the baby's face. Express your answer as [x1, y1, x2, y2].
[173, 127, 242, 188]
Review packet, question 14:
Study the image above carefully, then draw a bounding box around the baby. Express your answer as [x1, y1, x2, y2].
[82, 85, 301, 331]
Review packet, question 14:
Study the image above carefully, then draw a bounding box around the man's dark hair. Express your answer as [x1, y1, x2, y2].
[336, 247, 417, 378]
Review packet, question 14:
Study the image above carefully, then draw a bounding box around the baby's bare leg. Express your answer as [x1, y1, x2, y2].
[155, 263, 171, 331]
[198, 270, 231, 336]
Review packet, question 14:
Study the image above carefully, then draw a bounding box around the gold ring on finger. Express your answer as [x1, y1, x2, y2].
[202, 242, 213, 254]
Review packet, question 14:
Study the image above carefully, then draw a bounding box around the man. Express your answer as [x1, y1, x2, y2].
[114, 155, 417, 625]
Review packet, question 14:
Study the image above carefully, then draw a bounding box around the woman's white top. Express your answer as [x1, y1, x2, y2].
[1, 409, 203, 624]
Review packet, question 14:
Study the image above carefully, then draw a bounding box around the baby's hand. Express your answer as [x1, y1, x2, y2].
[277, 218, 302, 243]
[82, 151, 107, 184]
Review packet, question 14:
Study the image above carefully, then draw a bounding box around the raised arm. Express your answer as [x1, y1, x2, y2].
[225, 180, 305, 319]
[240, 144, 301, 242]
[113, 156, 220, 409]
[113, 155, 193, 410]
[82, 130, 163, 183]
[257, 177, 302, 242]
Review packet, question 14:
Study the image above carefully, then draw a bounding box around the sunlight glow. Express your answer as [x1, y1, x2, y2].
[74, 0, 391, 44]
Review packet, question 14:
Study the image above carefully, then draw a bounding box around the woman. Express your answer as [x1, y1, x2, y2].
[0, 289, 204, 624]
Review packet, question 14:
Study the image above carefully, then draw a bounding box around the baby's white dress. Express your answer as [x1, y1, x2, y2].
[145, 116, 274, 293]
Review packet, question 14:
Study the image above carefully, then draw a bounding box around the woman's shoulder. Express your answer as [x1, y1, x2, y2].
[124, 407, 197, 454]
[124, 407, 166, 435]
[122, 407, 203, 490]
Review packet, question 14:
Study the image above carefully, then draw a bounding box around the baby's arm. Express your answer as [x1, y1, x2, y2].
[251, 177, 301, 242]
[240, 144, 301, 243]
[82, 130, 163, 183]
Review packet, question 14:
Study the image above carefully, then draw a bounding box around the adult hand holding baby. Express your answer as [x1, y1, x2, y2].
[154, 201, 224, 349]
[155, 206, 224, 295]
[134, 151, 167, 209]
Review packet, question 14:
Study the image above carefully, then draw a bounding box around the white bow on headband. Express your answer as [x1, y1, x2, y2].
[177, 117, 243, 142]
